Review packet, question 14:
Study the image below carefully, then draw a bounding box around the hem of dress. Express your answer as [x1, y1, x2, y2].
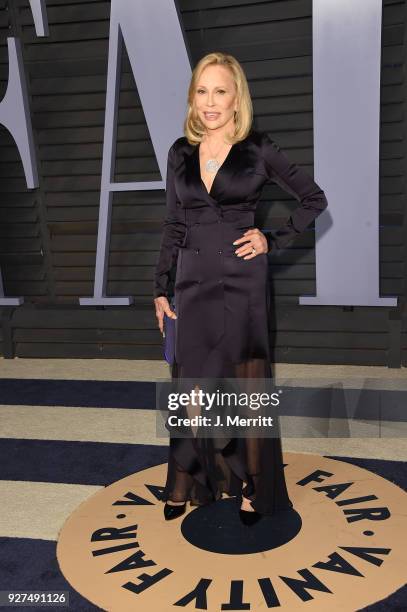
[164, 436, 294, 516]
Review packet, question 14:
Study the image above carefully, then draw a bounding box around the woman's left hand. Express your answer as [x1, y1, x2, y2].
[233, 228, 269, 259]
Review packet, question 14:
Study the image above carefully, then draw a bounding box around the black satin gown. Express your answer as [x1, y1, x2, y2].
[154, 128, 328, 515]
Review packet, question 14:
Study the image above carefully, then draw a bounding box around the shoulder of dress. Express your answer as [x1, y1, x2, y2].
[251, 130, 282, 160]
[249, 129, 275, 146]
[170, 136, 191, 154]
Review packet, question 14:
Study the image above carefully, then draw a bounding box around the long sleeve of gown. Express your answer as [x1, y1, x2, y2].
[260, 131, 328, 251]
[153, 143, 187, 299]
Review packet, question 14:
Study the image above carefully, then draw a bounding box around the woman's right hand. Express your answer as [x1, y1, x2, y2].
[154, 296, 177, 336]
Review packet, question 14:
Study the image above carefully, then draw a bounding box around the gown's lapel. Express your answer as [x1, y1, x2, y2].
[185, 141, 241, 214]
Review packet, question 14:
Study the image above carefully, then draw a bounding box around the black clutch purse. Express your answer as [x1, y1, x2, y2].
[163, 295, 176, 365]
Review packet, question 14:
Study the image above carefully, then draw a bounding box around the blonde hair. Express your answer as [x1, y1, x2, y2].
[184, 52, 253, 146]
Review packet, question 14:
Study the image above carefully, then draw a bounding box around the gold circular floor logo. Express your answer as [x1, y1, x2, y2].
[57, 453, 407, 611]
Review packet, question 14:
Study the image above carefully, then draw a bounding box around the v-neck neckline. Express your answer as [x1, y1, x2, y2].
[196, 140, 236, 198]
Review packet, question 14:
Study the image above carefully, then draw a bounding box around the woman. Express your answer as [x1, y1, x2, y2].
[153, 52, 328, 524]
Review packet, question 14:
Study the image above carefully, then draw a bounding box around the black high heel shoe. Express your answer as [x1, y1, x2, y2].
[239, 498, 262, 526]
[239, 508, 262, 526]
[164, 502, 186, 521]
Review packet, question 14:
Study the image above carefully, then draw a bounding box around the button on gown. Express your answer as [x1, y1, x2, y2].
[154, 129, 328, 515]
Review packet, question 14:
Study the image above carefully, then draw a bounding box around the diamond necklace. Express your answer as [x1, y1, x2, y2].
[204, 137, 228, 174]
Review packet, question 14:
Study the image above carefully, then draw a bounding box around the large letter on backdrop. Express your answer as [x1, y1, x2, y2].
[0, 39, 39, 305]
[302, 0, 397, 306]
[0, 1, 48, 305]
[79, 0, 191, 305]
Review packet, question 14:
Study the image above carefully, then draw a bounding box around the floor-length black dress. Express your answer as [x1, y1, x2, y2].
[154, 128, 328, 515]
